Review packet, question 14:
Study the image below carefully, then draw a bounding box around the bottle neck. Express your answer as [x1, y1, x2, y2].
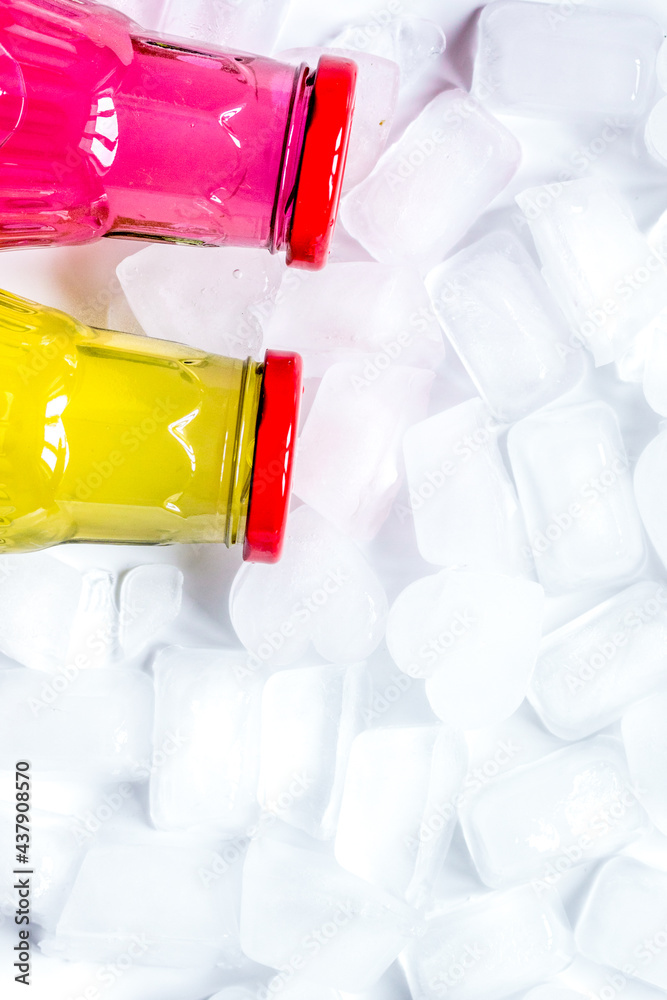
[222, 357, 264, 548]
[269, 63, 315, 256]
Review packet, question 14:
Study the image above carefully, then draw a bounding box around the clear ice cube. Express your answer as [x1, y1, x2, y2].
[402, 398, 531, 575]
[508, 401, 646, 593]
[334, 725, 467, 905]
[576, 857, 667, 991]
[643, 314, 667, 415]
[461, 736, 647, 889]
[258, 662, 369, 840]
[239, 836, 419, 992]
[266, 262, 445, 378]
[404, 884, 574, 1000]
[646, 96, 667, 169]
[474, 1, 661, 122]
[330, 16, 446, 90]
[425, 231, 585, 422]
[0, 668, 154, 779]
[342, 89, 521, 270]
[160, 0, 290, 53]
[120, 565, 184, 658]
[44, 842, 241, 968]
[530, 581, 667, 741]
[150, 647, 262, 836]
[622, 692, 667, 836]
[116, 245, 284, 359]
[230, 506, 388, 668]
[293, 363, 434, 539]
[516, 178, 667, 366]
[386, 569, 544, 729]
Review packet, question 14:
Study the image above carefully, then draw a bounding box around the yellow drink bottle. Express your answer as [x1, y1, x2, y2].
[0, 289, 302, 561]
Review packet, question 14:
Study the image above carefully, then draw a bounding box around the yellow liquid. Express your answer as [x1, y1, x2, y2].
[0, 290, 263, 552]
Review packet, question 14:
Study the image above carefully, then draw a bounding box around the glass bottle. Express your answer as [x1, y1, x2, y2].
[0, 0, 357, 269]
[0, 288, 302, 561]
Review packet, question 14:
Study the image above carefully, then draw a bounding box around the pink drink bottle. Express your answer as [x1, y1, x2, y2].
[0, 0, 357, 269]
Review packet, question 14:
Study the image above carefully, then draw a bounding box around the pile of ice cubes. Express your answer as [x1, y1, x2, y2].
[6, 0, 667, 998]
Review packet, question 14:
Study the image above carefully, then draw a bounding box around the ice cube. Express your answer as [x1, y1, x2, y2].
[0, 669, 154, 780]
[230, 506, 388, 668]
[622, 692, 667, 836]
[293, 364, 434, 539]
[402, 398, 532, 575]
[386, 569, 544, 730]
[635, 429, 667, 570]
[403, 884, 574, 1000]
[474, 1, 661, 122]
[209, 986, 340, 1000]
[0, 804, 85, 932]
[0, 554, 83, 671]
[329, 16, 446, 90]
[516, 179, 667, 366]
[342, 89, 521, 271]
[461, 737, 647, 890]
[116, 245, 284, 359]
[425, 231, 585, 422]
[334, 725, 467, 905]
[266, 262, 445, 377]
[646, 97, 667, 168]
[643, 314, 667, 414]
[43, 842, 241, 968]
[258, 662, 369, 840]
[658, 38, 667, 92]
[239, 836, 419, 992]
[150, 647, 262, 836]
[67, 569, 117, 670]
[120, 565, 184, 658]
[160, 0, 290, 53]
[523, 987, 588, 1000]
[576, 857, 667, 990]
[507, 402, 646, 593]
[529, 581, 667, 741]
[102, 0, 163, 30]
[280, 49, 400, 192]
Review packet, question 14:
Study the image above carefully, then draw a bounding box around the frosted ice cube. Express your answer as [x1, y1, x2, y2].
[622, 692, 667, 836]
[230, 506, 388, 667]
[646, 97, 667, 168]
[659, 38, 667, 92]
[120, 565, 184, 658]
[334, 725, 467, 905]
[240, 836, 419, 992]
[508, 402, 645, 593]
[643, 314, 667, 414]
[404, 884, 574, 1000]
[258, 662, 369, 840]
[0, 669, 154, 779]
[516, 179, 667, 366]
[461, 737, 647, 890]
[386, 569, 544, 729]
[529, 581, 667, 741]
[635, 429, 667, 570]
[576, 857, 667, 990]
[616, 323, 653, 384]
[426, 231, 585, 422]
[524, 987, 588, 1000]
[160, 0, 290, 53]
[102, 0, 163, 30]
[474, 1, 661, 122]
[329, 17, 446, 90]
[150, 647, 262, 836]
[266, 262, 445, 377]
[0, 804, 85, 931]
[281, 49, 400, 192]
[294, 364, 434, 539]
[0, 554, 83, 671]
[67, 569, 117, 670]
[44, 843, 241, 968]
[402, 399, 531, 575]
[342, 89, 521, 270]
[117, 245, 284, 359]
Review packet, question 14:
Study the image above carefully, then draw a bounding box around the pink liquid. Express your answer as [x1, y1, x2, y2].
[0, 0, 311, 251]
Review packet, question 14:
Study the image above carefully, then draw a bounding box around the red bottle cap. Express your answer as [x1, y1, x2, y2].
[244, 350, 303, 564]
[287, 55, 358, 271]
